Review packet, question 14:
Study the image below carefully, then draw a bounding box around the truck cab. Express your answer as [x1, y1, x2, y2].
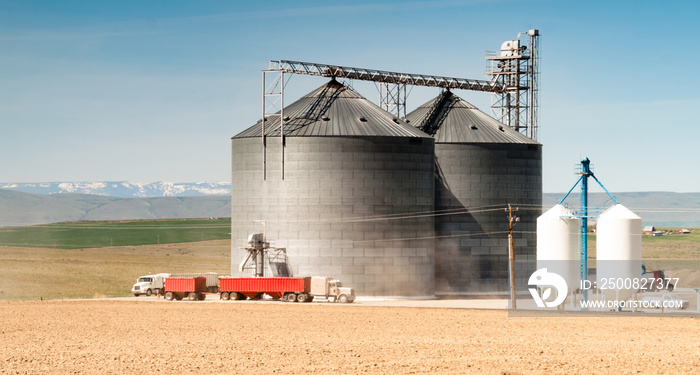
[131, 273, 170, 296]
[330, 279, 356, 303]
[306, 276, 356, 303]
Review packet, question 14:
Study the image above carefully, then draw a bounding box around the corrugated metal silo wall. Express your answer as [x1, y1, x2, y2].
[434, 143, 541, 295]
[231, 136, 436, 296]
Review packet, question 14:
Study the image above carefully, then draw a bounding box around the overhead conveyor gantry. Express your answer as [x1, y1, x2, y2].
[265, 60, 506, 120]
[261, 30, 540, 179]
[261, 60, 510, 180]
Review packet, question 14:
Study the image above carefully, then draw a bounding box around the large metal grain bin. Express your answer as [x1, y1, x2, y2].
[231, 80, 435, 296]
[406, 91, 542, 295]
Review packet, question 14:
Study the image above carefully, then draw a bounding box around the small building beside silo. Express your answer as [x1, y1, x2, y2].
[406, 91, 542, 295]
[231, 80, 435, 296]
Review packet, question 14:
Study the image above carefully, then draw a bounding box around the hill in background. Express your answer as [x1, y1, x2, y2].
[1, 181, 230, 198]
[0, 190, 230, 227]
[543, 192, 700, 227]
[1, 190, 697, 227]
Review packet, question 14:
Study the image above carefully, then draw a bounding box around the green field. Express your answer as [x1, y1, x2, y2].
[586, 228, 699, 260]
[0, 218, 231, 249]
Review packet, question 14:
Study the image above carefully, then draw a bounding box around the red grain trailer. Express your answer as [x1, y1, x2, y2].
[219, 277, 308, 301]
[164, 277, 207, 301]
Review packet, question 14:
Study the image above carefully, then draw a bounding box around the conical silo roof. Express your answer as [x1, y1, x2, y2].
[405, 91, 539, 144]
[235, 80, 431, 139]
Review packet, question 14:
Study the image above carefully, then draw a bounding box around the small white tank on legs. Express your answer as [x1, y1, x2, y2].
[596, 204, 642, 302]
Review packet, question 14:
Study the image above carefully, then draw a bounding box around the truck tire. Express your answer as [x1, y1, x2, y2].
[297, 293, 308, 303]
[133, 293, 139, 297]
[198, 294, 206, 301]
[188, 292, 197, 301]
[339, 294, 348, 303]
[165, 292, 174, 301]
[667, 283, 674, 292]
[286, 293, 297, 302]
[221, 292, 230, 300]
[146, 289, 152, 297]
[234, 292, 247, 300]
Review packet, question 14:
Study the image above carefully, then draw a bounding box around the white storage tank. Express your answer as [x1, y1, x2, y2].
[596, 204, 642, 301]
[536, 204, 581, 290]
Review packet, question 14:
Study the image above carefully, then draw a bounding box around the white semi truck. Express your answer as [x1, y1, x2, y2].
[131, 273, 170, 296]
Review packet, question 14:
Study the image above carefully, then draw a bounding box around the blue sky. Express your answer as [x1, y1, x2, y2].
[1, 0, 698, 193]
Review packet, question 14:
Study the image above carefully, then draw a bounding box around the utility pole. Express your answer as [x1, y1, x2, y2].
[506, 204, 520, 309]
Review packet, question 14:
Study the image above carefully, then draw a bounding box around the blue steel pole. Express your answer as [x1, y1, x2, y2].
[581, 158, 591, 303]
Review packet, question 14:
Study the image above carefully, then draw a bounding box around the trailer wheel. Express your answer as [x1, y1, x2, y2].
[667, 283, 674, 292]
[198, 294, 206, 301]
[297, 293, 308, 303]
[188, 292, 197, 301]
[286, 293, 297, 302]
[339, 294, 348, 303]
[221, 292, 230, 300]
[165, 292, 174, 301]
[146, 289, 152, 297]
[133, 293, 139, 297]
[234, 292, 247, 300]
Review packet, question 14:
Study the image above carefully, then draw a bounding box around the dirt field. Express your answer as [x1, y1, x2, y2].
[1, 300, 698, 374]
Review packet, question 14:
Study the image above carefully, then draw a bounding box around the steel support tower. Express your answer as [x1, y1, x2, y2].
[559, 158, 619, 303]
[262, 69, 285, 180]
[485, 29, 540, 141]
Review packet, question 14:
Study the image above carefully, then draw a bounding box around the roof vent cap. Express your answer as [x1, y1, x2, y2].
[322, 116, 330, 121]
[470, 125, 478, 130]
[359, 116, 367, 122]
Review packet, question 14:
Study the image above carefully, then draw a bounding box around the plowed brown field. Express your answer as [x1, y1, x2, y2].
[1, 300, 698, 374]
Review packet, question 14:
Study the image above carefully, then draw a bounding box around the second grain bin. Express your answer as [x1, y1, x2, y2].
[231, 80, 436, 296]
[596, 204, 642, 301]
[406, 91, 542, 295]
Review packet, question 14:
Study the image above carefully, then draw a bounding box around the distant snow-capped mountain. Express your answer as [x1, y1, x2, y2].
[0, 181, 231, 198]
